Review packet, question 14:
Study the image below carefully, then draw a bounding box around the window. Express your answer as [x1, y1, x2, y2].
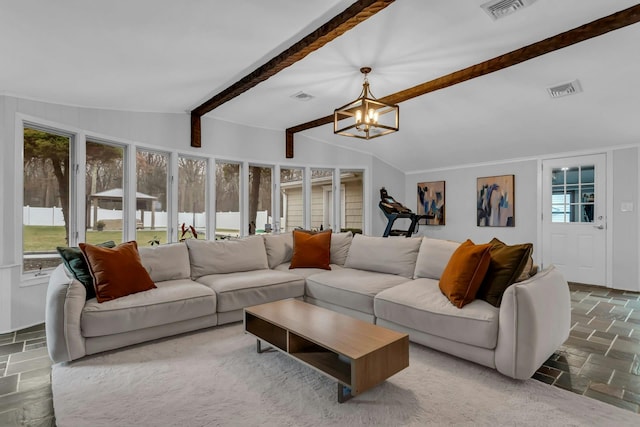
[215, 162, 241, 238]
[86, 140, 125, 244]
[340, 170, 363, 233]
[22, 126, 72, 272]
[136, 149, 169, 245]
[178, 156, 207, 240]
[311, 168, 334, 230]
[248, 165, 272, 234]
[551, 166, 595, 223]
[280, 167, 304, 232]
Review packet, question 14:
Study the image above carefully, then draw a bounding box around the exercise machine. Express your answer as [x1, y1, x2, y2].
[379, 188, 427, 237]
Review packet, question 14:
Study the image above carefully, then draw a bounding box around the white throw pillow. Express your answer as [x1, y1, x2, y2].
[413, 237, 461, 280]
[330, 231, 353, 266]
[263, 233, 294, 269]
[186, 236, 269, 279]
[138, 243, 191, 282]
[344, 234, 422, 278]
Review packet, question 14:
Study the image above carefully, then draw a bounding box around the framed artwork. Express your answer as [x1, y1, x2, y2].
[417, 181, 445, 225]
[477, 174, 514, 227]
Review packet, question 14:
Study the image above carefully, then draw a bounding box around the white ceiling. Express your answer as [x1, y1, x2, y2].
[1, 0, 639, 171]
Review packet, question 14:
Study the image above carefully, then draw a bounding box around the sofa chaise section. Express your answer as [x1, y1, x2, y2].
[46, 243, 217, 363]
[374, 237, 571, 379]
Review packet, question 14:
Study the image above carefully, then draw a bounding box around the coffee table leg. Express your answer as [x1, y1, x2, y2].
[256, 339, 272, 353]
[337, 384, 353, 403]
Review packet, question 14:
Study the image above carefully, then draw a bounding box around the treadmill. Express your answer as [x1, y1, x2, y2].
[378, 188, 428, 237]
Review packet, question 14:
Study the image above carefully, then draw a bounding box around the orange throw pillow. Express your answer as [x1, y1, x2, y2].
[439, 239, 492, 308]
[289, 230, 332, 270]
[80, 241, 156, 303]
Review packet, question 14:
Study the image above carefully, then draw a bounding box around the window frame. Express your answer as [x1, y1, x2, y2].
[214, 159, 243, 239]
[279, 165, 306, 232]
[15, 115, 370, 284]
[84, 137, 128, 245]
[177, 154, 209, 241]
[19, 118, 79, 280]
[134, 147, 172, 246]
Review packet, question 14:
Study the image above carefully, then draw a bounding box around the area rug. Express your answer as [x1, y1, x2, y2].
[52, 324, 638, 426]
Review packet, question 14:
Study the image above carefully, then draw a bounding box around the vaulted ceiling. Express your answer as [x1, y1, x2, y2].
[2, 0, 639, 171]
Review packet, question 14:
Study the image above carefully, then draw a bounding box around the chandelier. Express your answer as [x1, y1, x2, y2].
[333, 67, 399, 140]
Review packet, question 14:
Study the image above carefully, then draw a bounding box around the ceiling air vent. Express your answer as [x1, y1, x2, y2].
[290, 91, 314, 102]
[547, 80, 583, 99]
[481, 0, 538, 20]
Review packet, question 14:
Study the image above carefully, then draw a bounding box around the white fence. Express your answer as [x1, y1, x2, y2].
[23, 206, 269, 231]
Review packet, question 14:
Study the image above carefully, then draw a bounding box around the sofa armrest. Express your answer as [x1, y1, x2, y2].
[494, 265, 571, 379]
[45, 264, 87, 363]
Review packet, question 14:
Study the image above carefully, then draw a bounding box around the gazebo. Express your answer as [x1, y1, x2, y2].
[89, 188, 158, 230]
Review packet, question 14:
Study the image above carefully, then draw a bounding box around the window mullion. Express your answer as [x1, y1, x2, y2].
[73, 133, 87, 245]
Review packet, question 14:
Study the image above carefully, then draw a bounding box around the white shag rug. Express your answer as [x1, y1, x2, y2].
[52, 324, 639, 427]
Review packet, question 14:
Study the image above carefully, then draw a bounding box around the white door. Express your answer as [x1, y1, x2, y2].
[542, 154, 606, 285]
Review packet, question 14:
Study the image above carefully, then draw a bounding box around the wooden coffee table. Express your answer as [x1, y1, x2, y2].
[244, 299, 409, 402]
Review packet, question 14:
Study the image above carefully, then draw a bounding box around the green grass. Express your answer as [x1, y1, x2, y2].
[23, 226, 173, 251]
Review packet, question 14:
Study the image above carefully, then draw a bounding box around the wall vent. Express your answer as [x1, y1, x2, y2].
[481, 0, 538, 20]
[547, 80, 583, 98]
[290, 91, 314, 101]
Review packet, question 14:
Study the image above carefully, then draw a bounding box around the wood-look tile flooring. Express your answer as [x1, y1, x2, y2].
[0, 283, 638, 426]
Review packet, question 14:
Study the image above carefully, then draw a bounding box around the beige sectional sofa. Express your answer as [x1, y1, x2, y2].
[45, 232, 571, 380]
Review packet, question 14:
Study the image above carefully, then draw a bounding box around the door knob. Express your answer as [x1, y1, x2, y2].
[593, 224, 604, 229]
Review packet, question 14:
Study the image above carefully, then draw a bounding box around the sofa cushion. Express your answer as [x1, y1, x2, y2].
[138, 242, 191, 283]
[195, 270, 304, 313]
[186, 236, 269, 279]
[439, 240, 492, 308]
[290, 229, 332, 269]
[81, 279, 215, 337]
[263, 233, 293, 269]
[275, 262, 343, 278]
[80, 241, 156, 303]
[413, 238, 460, 280]
[57, 240, 116, 300]
[374, 278, 500, 349]
[305, 268, 408, 315]
[344, 234, 421, 278]
[330, 231, 353, 266]
[477, 238, 534, 307]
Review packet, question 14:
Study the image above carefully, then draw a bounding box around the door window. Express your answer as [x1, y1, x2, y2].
[551, 165, 595, 223]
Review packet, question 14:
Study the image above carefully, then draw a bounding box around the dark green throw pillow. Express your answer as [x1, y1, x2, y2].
[476, 238, 533, 307]
[57, 241, 116, 300]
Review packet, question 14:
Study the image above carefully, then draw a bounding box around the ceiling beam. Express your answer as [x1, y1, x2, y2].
[285, 3, 640, 158]
[190, 0, 395, 147]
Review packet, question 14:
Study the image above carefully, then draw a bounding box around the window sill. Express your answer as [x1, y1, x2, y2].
[20, 272, 51, 288]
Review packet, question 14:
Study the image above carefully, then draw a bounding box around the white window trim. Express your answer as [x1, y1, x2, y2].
[17, 115, 81, 281]
[14, 114, 370, 286]
[322, 184, 346, 230]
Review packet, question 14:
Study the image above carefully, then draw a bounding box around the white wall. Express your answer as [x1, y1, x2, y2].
[611, 147, 639, 291]
[0, 95, 403, 331]
[406, 152, 640, 292]
[371, 156, 406, 236]
[406, 160, 538, 249]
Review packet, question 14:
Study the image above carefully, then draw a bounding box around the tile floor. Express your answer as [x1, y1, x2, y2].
[0, 283, 639, 426]
[533, 283, 640, 413]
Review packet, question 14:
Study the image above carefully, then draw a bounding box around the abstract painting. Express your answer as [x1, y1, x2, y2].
[477, 175, 514, 227]
[417, 181, 445, 225]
